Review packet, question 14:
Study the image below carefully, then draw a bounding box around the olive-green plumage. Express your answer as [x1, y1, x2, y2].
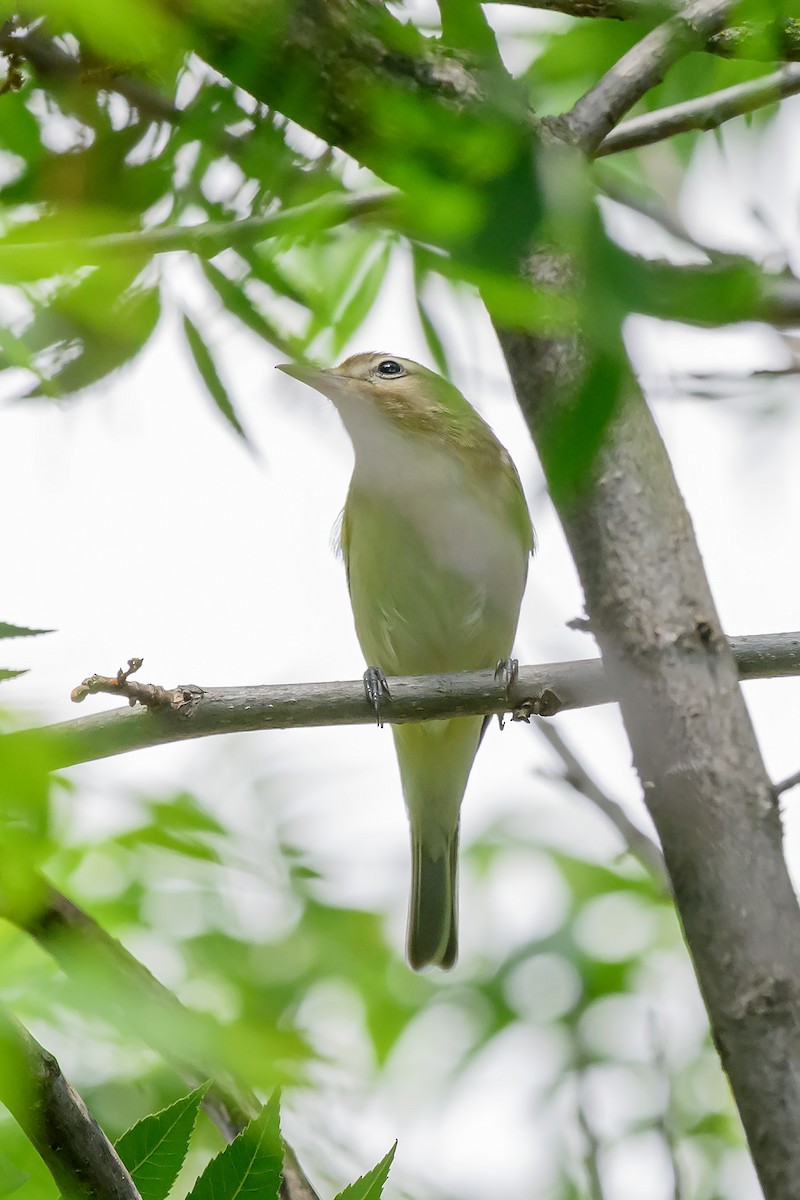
[278, 353, 533, 968]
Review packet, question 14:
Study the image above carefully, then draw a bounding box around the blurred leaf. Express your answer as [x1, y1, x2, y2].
[150, 792, 226, 837]
[0, 260, 162, 400]
[412, 244, 577, 333]
[115, 825, 221, 864]
[329, 239, 392, 358]
[0, 624, 53, 640]
[183, 312, 248, 440]
[38, 0, 186, 74]
[333, 1143, 397, 1200]
[626, 257, 765, 326]
[525, 20, 642, 113]
[201, 260, 301, 357]
[0, 671, 27, 684]
[0, 211, 147, 282]
[0, 1148, 26, 1197]
[241, 246, 312, 309]
[186, 1091, 282, 1200]
[115, 1084, 206, 1200]
[540, 347, 627, 505]
[0, 733, 51, 919]
[357, 79, 542, 271]
[46, 283, 161, 399]
[416, 296, 450, 377]
[438, 0, 503, 62]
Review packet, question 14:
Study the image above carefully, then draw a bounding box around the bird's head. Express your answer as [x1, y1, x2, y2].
[277, 353, 474, 436]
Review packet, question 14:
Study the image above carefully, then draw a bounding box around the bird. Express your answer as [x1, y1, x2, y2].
[277, 352, 533, 969]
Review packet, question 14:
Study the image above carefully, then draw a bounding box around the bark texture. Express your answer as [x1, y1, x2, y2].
[499, 273, 800, 1195]
[0, 1006, 141, 1200]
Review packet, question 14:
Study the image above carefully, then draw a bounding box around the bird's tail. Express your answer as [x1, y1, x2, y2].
[407, 823, 459, 970]
[395, 716, 483, 971]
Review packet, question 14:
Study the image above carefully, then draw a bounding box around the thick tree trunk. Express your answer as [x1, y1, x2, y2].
[499, 307, 800, 1198]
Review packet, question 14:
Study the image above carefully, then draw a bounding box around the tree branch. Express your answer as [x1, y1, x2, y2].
[500, 257, 800, 1198]
[0, 21, 178, 119]
[774, 768, 800, 797]
[596, 65, 800, 155]
[6, 632, 798, 770]
[501, 0, 800, 62]
[0, 1003, 141, 1200]
[0, 189, 396, 269]
[551, 0, 738, 152]
[2, 882, 320, 1199]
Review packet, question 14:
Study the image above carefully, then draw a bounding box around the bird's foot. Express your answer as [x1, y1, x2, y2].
[494, 657, 519, 730]
[363, 666, 391, 729]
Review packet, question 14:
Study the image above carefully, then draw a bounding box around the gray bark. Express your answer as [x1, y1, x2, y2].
[499, 290, 800, 1197]
[9, 631, 798, 769]
[0, 1005, 141, 1200]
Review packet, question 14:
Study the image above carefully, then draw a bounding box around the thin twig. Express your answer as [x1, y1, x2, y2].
[0, 189, 397, 268]
[569, 1031, 608, 1200]
[0, 1003, 141, 1200]
[774, 768, 800, 796]
[502, 0, 666, 16]
[6, 631, 800, 770]
[596, 64, 800, 155]
[648, 1011, 683, 1200]
[535, 717, 669, 882]
[502, 0, 800, 62]
[595, 167, 725, 259]
[552, 0, 737, 153]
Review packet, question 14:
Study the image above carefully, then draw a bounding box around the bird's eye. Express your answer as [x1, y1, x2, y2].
[377, 359, 403, 377]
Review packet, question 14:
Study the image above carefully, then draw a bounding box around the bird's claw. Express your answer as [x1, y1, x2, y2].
[494, 657, 519, 730]
[363, 666, 391, 728]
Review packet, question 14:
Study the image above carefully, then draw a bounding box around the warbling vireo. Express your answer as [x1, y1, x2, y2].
[278, 353, 533, 968]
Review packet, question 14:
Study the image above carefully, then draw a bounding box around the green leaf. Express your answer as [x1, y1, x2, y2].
[411, 251, 450, 377]
[183, 313, 248, 441]
[242, 246, 313, 309]
[438, 0, 503, 64]
[115, 1084, 206, 1200]
[330, 240, 392, 358]
[186, 1091, 283, 1200]
[0, 1148, 27, 1197]
[200, 261, 301, 357]
[540, 347, 626, 506]
[0, 670, 27, 684]
[333, 1143, 397, 1200]
[0, 624, 53, 640]
[0, 732, 52, 915]
[116, 824, 221, 864]
[416, 297, 450, 377]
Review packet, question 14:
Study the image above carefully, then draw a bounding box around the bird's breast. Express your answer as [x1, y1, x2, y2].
[344, 429, 528, 675]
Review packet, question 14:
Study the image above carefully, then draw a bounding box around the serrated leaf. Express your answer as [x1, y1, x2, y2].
[333, 1143, 397, 1200]
[183, 313, 248, 441]
[186, 1091, 282, 1200]
[0, 670, 27, 684]
[115, 1084, 206, 1200]
[0, 623, 53, 640]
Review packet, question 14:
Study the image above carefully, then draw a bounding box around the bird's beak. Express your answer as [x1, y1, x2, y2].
[276, 362, 331, 388]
